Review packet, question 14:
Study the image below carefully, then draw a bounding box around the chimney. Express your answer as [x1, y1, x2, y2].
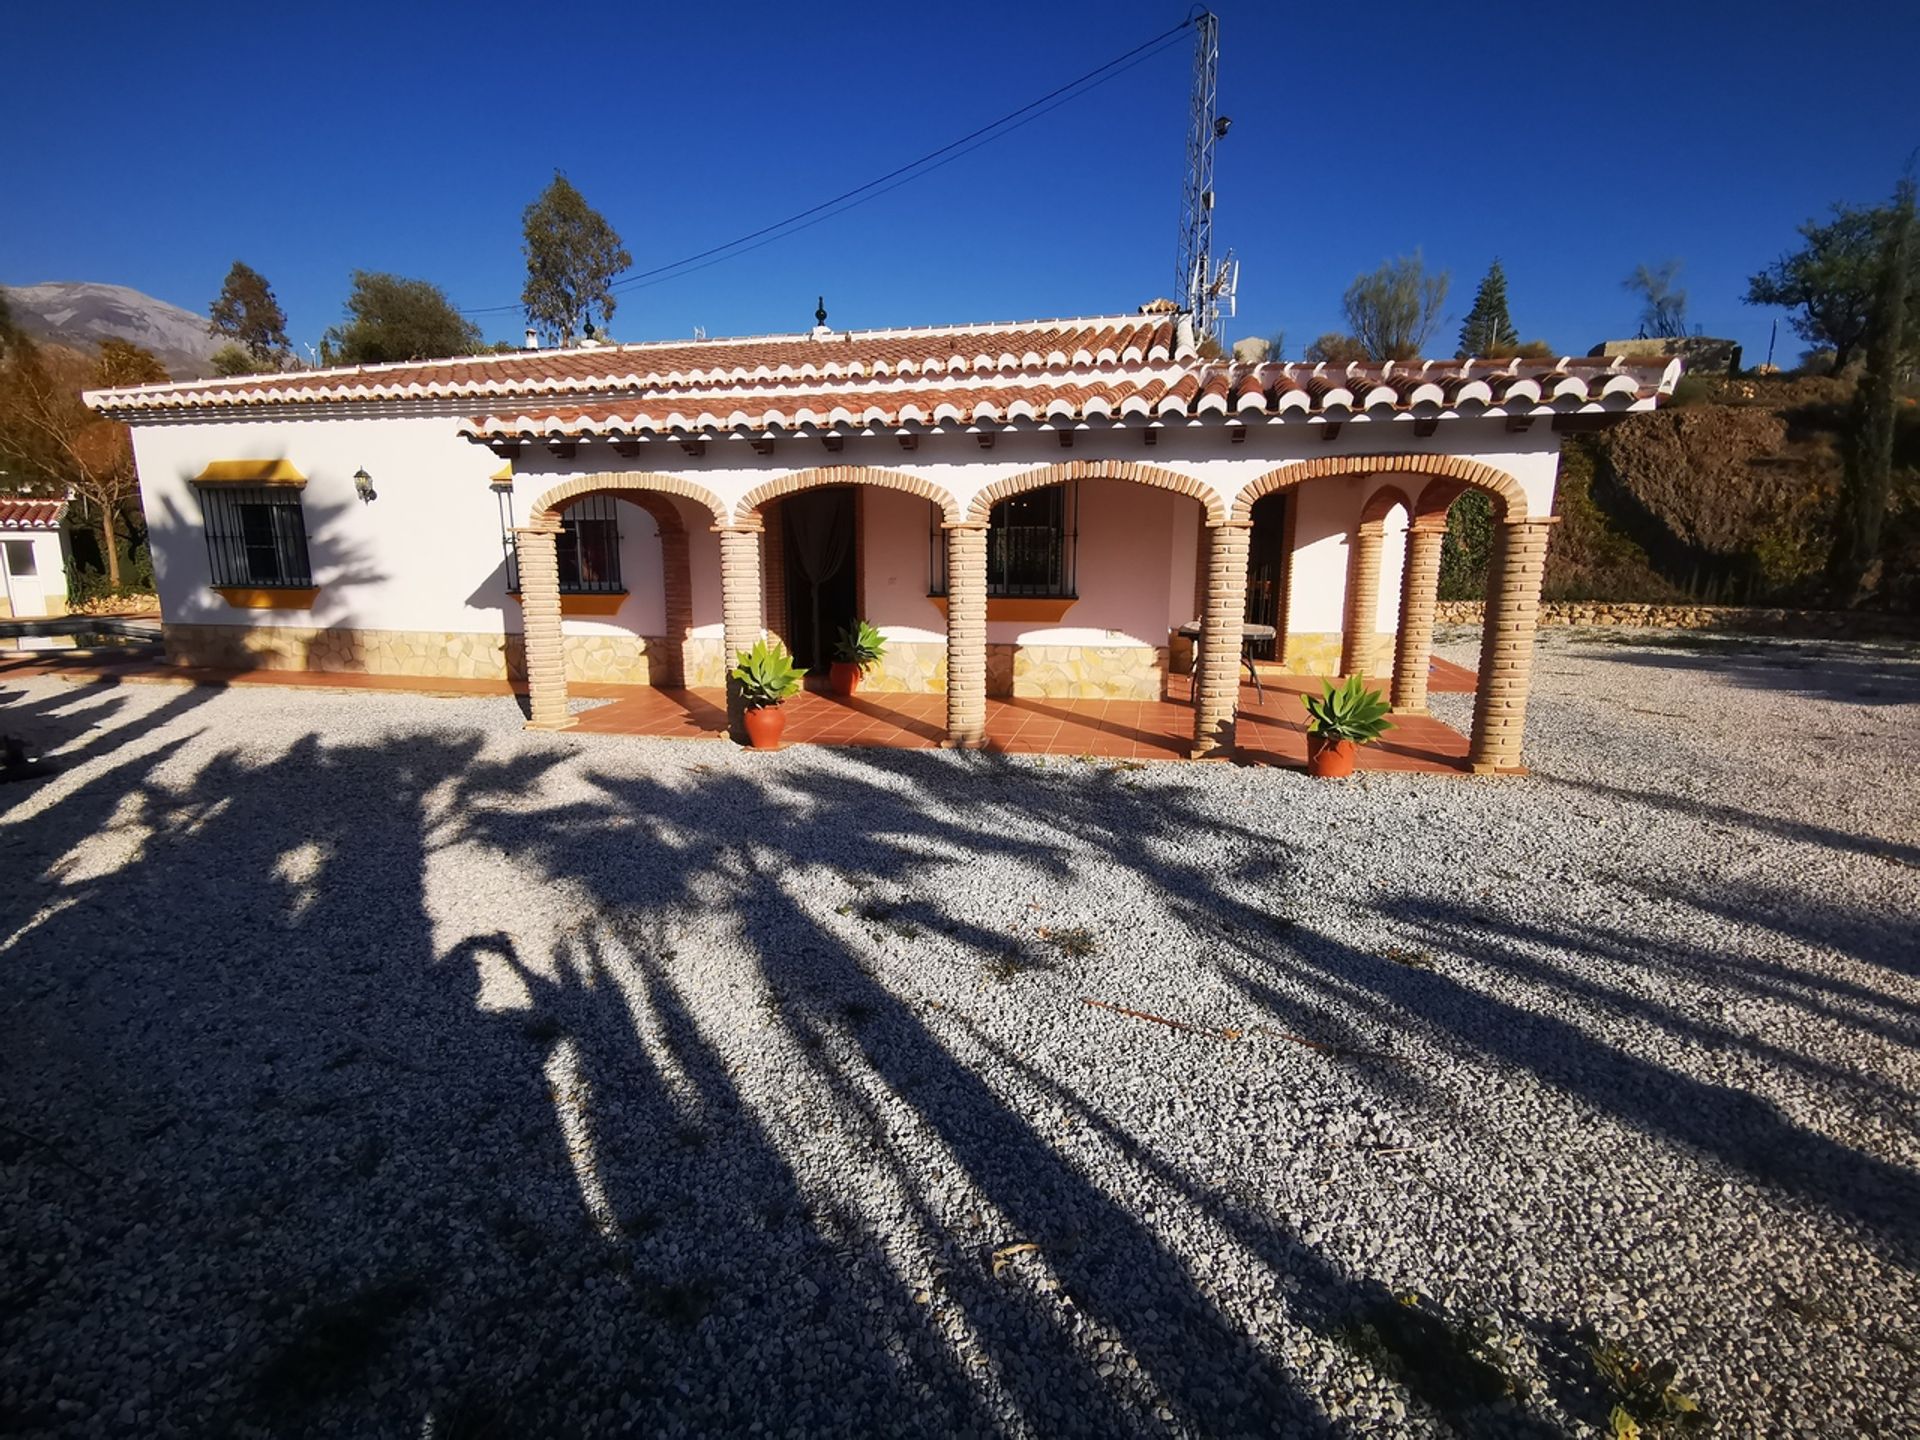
[524, 326, 538, 350]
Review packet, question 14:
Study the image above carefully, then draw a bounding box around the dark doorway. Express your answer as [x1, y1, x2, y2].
[1243, 492, 1289, 661]
[783, 488, 857, 672]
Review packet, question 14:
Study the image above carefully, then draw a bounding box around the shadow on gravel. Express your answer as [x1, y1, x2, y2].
[0, 679, 216, 813]
[1, 712, 1356, 1435]
[1587, 633, 1920, 708]
[1, 698, 1913, 1436]
[1556, 775, 1920, 871]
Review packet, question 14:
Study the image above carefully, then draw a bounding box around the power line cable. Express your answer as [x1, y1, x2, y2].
[461, 16, 1194, 317]
[595, 31, 1189, 300]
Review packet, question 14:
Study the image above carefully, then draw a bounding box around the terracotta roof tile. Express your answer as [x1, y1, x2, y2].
[455, 355, 1679, 441]
[0, 498, 65, 529]
[86, 316, 1188, 414]
[82, 306, 1681, 438]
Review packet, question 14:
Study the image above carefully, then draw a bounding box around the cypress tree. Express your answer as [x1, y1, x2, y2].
[1828, 178, 1914, 603]
[1457, 261, 1519, 357]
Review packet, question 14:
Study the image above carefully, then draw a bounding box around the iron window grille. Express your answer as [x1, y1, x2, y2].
[930, 481, 1078, 598]
[199, 485, 312, 588]
[505, 494, 625, 594]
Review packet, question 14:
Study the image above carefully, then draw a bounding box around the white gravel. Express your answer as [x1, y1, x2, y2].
[2, 629, 1916, 1437]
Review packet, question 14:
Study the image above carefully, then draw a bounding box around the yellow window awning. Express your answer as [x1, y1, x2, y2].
[192, 459, 307, 487]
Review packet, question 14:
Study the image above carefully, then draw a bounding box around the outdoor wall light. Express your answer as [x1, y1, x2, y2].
[352, 467, 377, 503]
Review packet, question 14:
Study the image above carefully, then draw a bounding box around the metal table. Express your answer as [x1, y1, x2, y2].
[1177, 620, 1276, 702]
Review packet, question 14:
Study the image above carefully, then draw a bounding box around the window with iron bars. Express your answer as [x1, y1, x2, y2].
[930, 482, 1078, 598]
[199, 486, 313, 588]
[505, 494, 625, 593]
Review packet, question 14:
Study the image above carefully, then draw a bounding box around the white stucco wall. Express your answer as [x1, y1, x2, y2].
[984, 480, 1187, 648]
[860, 486, 945, 643]
[128, 406, 1562, 651]
[549, 499, 667, 640]
[0, 527, 69, 617]
[133, 414, 503, 631]
[1284, 476, 1418, 638]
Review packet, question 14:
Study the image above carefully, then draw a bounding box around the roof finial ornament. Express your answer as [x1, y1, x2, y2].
[815, 295, 828, 328]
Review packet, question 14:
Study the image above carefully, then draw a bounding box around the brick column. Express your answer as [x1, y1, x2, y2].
[1340, 519, 1387, 679]
[717, 525, 765, 740]
[761, 500, 790, 650]
[1191, 521, 1251, 758]
[943, 523, 989, 748]
[1468, 516, 1557, 773]
[656, 527, 691, 689]
[1390, 518, 1447, 714]
[517, 519, 573, 730]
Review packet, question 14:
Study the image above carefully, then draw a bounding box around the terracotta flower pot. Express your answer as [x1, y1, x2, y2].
[828, 661, 863, 696]
[1305, 734, 1358, 778]
[742, 704, 786, 750]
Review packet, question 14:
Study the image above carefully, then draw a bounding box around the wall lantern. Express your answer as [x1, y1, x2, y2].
[352, 467, 377, 503]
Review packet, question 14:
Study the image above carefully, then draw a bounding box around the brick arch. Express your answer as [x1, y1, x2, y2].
[735, 465, 962, 527]
[1358, 483, 1414, 527]
[1413, 478, 1470, 525]
[964, 459, 1225, 526]
[529, 471, 727, 527]
[525, 473, 708, 692]
[1231, 454, 1529, 523]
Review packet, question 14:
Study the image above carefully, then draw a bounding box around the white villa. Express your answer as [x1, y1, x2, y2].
[88, 312, 1678, 769]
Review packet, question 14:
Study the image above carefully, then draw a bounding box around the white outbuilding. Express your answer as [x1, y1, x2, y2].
[0, 498, 71, 619]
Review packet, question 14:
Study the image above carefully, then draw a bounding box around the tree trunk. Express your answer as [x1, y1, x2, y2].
[99, 503, 122, 590]
[1827, 180, 1913, 605]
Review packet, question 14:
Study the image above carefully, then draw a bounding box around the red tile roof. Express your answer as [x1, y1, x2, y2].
[0, 498, 65, 529]
[457, 357, 1679, 442]
[86, 317, 1185, 413]
[82, 311, 1681, 437]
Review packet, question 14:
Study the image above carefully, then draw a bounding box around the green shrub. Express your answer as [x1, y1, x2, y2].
[832, 619, 886, 669]
[729, 638, 803, 708]
[1303, 675, 1392, 745]
[1437, 490, 1494, 600]
[65, 570, 157, 610]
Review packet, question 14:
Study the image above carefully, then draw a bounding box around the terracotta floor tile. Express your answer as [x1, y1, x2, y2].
[7, 657, 1478, 774]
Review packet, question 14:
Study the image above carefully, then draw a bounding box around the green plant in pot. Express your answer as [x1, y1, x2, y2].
[731, 638, 804, 749]
[1302, 674, 1392, 777]
[829, 620, 887, 696]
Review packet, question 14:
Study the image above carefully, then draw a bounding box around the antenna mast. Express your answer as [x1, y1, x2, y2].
[1177, 10, 1235, 344]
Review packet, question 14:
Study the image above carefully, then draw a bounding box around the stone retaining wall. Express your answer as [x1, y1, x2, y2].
[1433, 601, 1919, 637]
[863, 641, 948, 694]
[165, 624, 514, 679]
[163, 623, 688, 686]
[995, 643, 1166, 700]
[161, 624, 1178, 699]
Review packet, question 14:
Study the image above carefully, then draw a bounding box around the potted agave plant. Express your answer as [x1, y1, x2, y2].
[829, 619, 887, 696]
[1302, 674, 1393, 778]
[731, 638, 804, 750]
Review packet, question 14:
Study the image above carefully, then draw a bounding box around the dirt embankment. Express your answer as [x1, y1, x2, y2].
[1544, 372, 1916, 608]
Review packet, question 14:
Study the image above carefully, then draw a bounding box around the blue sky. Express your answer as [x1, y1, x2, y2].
[5, 2, 1916, 364]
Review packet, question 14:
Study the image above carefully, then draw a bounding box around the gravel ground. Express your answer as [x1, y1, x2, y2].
[1, 629, 1916, 1438]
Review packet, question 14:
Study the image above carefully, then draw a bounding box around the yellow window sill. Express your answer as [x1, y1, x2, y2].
[215, 586, 319, 610]
[929, 595, 1077, 623]
[511, 590, 629, 616]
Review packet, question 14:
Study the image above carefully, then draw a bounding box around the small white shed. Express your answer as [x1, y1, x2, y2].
[0, 498, 71, 618]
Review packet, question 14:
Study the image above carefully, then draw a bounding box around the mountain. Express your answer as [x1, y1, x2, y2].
[3, 281, 225, 379]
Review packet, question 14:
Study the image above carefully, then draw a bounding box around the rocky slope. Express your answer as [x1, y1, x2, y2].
[3, 281, 223, 379]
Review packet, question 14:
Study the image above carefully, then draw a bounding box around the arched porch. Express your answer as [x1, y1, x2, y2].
[512, 449, 1553, 774]
[1231, 454, 1553, 774]
[514, 473, 727, 731]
